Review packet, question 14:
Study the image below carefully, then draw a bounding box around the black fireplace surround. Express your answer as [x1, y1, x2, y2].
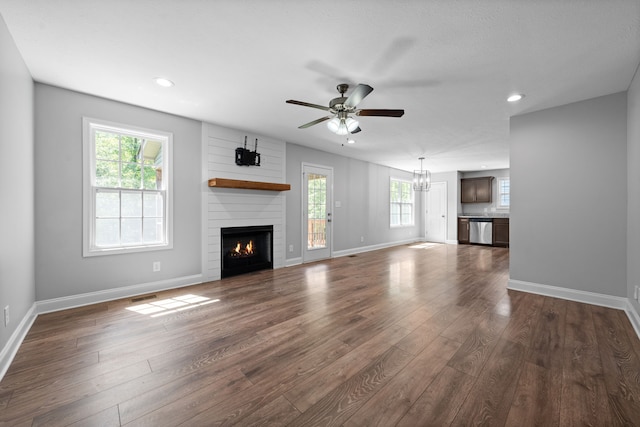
[221, 225, 273, 278]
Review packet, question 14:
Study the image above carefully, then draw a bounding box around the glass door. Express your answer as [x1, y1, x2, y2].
[302, 164, 332, 262]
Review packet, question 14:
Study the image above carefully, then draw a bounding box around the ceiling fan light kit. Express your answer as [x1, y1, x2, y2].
[286, 83, 404, 135]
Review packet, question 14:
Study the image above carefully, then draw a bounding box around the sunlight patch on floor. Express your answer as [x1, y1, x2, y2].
[408, 242, 441, 249]
[126, 294, 219, 317]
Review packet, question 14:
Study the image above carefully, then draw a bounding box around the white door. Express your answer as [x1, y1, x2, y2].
[302, 164, 333, 262]
[425, 181, 447, 243]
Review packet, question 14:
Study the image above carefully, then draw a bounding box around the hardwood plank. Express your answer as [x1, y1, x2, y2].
[120, 369, 252, 426]
[558, 301, 612, 426]
[501, 291, 545, 347]
[67, 405, 120, 427]
[284, 346, 414, 427]
[526, 296, 567, 370]
[451, 338, 525, 426]
[504, 361, 560, 427]
[591, 305, 640, 425]
[395, 365, 476, 427]
[283, 324, 410, 412]
[446, 311, 510, 377]
[344, 335, 461, 427]
[232, 395, 300, 426]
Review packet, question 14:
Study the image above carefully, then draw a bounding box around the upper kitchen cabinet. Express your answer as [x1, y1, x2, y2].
[461, 176, 494, 203]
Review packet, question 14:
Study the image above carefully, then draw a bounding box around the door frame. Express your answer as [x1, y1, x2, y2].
[301, 163, 334, 263]
[424, 181, 447, 243]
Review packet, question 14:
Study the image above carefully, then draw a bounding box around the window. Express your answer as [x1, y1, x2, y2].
[390, 179, 414, 227]
[83, 118, 172, 256]
[498, 177, 510, 208]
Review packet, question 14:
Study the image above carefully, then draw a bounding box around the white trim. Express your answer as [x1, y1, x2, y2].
[0, 303, 37, 381]
[625, 301, 640, 340]
[285, 257, 303, 267]
[497, 177, 510, 209]
[82, 117, 174, 257]
[36, 274, 202, 314]
[333, 238, 423, 258]
[287, 238, 424, 266]
[301, 163, 334, 263]
[508, 279, 640, 340]
[446, 239, 459, 245]
[508, 279, 628, 309]
[390, 177, 415, 227]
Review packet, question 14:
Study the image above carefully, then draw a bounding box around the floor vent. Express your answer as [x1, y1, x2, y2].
[131, 294, 157, 303]
[348, 255, 357, 258]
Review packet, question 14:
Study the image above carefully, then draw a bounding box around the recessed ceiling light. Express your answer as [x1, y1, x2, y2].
[154, 77, 174, 88]
[507, 93, 524, 102]
[481, 165, 488, 169]
[347, 138, 356, 144]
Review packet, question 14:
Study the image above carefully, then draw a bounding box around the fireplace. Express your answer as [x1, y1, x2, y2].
[221, 225, 273, 278]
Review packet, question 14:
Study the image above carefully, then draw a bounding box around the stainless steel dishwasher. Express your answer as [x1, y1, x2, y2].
[469, 218, 493, 245]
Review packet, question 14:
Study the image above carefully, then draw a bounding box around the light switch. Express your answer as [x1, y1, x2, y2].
[335, 201, 342, 208]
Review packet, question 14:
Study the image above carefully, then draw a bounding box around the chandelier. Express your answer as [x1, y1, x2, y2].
[413, 157, 431, 192]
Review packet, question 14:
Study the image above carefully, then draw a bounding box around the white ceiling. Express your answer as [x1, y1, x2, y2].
[1, 0, 639, 173]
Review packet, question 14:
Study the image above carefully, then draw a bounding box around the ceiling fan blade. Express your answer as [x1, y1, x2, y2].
[286, 99, 330, 111]
[299, 116, 332, 129]
[350, 127, 362, 134]
[344, 84, 374, 109]
[356, 109, 405, 117]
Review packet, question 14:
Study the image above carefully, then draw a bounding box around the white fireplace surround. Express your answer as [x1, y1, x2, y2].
[202, 123, 286, 281]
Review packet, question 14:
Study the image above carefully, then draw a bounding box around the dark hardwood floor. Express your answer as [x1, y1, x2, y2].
[1, 243, 639, 426]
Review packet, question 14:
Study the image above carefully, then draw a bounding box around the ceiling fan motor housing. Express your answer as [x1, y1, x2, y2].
[329, 97, 348, 112]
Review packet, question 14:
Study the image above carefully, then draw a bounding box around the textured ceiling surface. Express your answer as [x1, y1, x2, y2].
[1, 0, 639, 173]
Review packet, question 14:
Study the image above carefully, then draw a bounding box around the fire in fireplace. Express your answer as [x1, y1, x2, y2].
[221, 225, 273, 278]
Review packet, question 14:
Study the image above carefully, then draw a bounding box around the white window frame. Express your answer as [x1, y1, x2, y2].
[498, 177, 510, 208]
[390, 178, 414, 227]
[82, 117, 173, 257]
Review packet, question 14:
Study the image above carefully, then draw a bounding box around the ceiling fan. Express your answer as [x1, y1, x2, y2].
[286, 83, 404, 135]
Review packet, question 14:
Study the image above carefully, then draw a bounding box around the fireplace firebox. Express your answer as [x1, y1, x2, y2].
[221, 225, 273, 278]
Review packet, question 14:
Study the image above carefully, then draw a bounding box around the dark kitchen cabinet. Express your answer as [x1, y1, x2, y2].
[461, 177, 493, 203]
[458, 217, 470, 244]
[493, 218, 509, 247]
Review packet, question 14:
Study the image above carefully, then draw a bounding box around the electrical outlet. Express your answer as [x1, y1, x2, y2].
[4, 306, 9, 327]
[289, 244, 293, 253]
[153, 261, 161, 272]
[360, 236, 364, 243]
[635, 285, 639, 301]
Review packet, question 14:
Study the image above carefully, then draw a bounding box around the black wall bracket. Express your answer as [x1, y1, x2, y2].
[235, 136, 261, 166]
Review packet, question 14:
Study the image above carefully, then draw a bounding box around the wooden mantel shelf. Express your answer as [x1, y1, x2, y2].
[208, 178, 291, 191]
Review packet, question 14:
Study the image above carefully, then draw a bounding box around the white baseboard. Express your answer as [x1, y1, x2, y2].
[286, 238, 445, 266]
[446, 239, 459, 245]
[508, 279, 639, 340]
[333, 238, 422, 259]
[0, 303, 37, 381]
[625, 301, 640, 340]
[285, 257, 302, 267]
[36, 274, 203, 314]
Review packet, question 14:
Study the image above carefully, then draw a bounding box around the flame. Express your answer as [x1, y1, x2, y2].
[230, 240, 255, 257]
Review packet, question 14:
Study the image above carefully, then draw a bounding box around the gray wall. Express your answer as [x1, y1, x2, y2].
[0, 16, 35, 355]
[628, 66, 640, 313]
[510, 92, 627, 296]
[285, 143, 421, 260]
[34, 84, 202, 300]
